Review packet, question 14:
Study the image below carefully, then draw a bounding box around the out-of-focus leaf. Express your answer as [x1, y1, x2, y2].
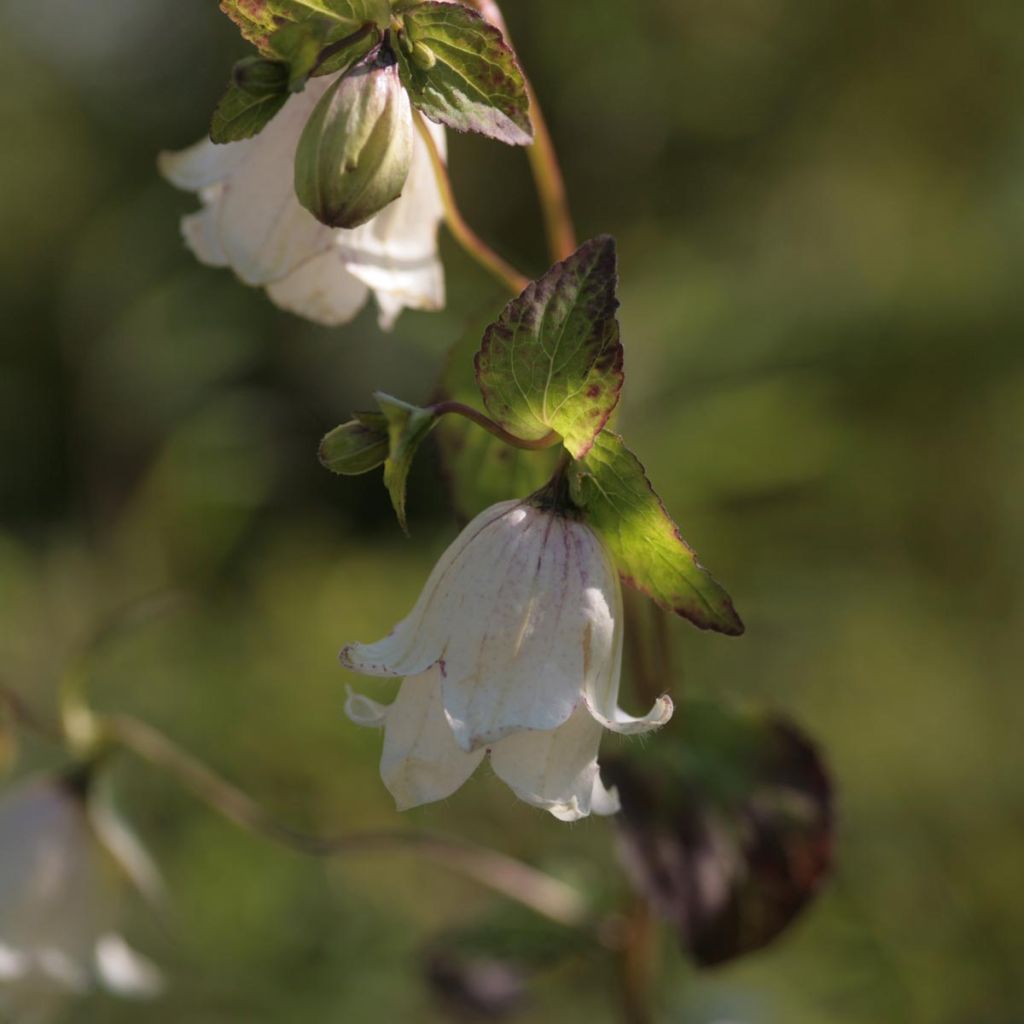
[426, 952, 526, 1019]
[435, 306, 560, 522]
[569, 431, 743, 635]
[424, 904, 593, 1019]
[476, 237, 623, 459]
[395, 2, 532, 145]
[603, 701, 834, 967]
[210, 58, 290, 143]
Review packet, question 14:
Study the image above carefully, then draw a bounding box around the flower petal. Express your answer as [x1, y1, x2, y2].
[585, 693, 674, 734]
[378, 669, 484, 811]
[442, 513, 618, 751]
[93, 934, 163, 998]
[265, 250, 370, 326]
[344, 686, 390, 728]
[180, 203, 229, 268]
[582, 551, 674, 734]
[340, 500, 520, 679]
[344, 119, 446, 329]
[489, 707, 606, 822]
[158, 137, 254, 192]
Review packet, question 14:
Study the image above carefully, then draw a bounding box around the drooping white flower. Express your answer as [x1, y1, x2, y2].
[159, 71, 446, 330]
[342, 500, 673, 821]
[0, 775, 162, 1023]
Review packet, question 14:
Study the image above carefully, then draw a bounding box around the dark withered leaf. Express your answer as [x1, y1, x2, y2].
[603, 701, 834, 967]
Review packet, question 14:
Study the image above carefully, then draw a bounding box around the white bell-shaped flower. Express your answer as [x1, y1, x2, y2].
[342, 499, 673, 821]
[0, 775, 162, 1023]
[159, 71, 446, 330]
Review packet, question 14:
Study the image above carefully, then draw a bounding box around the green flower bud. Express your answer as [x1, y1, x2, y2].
[410, 41, 436, 71]
[232, 57, 289, 96]
[319, 413, 390, 476]
[295, 48, 414, 230]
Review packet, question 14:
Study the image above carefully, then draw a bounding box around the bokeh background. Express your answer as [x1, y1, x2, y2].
[2, 0, 1023, 1020]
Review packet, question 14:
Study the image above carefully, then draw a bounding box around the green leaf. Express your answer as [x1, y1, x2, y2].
[219, 0, 388, 55]
[435, 305, 561, 522]
[475, 237, 624, 459]
[318, 412, 389, 475]
[268, 18, 380, 88]
[210, 58, 290, 144]
[375, 393, 439, 534]
[395, 2, 533, 145]
[569, 431, 744, 635]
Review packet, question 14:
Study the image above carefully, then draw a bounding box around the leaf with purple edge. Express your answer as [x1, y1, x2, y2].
[475, 236, 624, 460]
[603, 701, 834, 967]
[219, 0, 387, 54]
[395, 2, 533, 145]
[569, 430, 744, 635]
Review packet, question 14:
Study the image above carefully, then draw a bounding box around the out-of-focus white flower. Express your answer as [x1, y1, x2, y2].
[342, 500, 673, 821]
[159, 71, 446, 330]
[0, 775, 162, 1023]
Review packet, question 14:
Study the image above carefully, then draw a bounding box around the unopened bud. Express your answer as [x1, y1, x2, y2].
[410, 41, 436, 71]
[232, 57, 289, 97]
[295, 49, 414, 229]
[319, 413, 390, 475]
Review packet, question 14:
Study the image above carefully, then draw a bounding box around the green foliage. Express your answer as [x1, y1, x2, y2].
[570, 431, 744, 635]
[268, 18, 381, 88]
[318, 413, 390, 476]
[210, 58, 290, 144]
[395, 2, 533, 145]
[375, 393, 440, 534]
[219, 0, 389, 54]
[475, 237, 624, 459]
[435, 307, 561, 522]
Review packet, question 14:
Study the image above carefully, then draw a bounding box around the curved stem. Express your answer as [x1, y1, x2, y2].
[102, 713, 588, 929]
[466, 0, 578, 261]
[414, 112, 530, 296]
[431, 400, 560, 451]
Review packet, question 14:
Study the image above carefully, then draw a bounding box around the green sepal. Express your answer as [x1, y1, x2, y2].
[569, 431, 744, 636]
[394, 2, 533, 145]
[318, 412, 390, 475]
[210, 58, 290, 144]
[268, 17, 380, 90]
[435, 305, 561, 522]
[475, 237, 624, 459]
[375, 393, 439, 535]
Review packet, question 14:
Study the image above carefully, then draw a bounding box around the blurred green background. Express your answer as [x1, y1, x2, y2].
[2, 0, 1023, 1020]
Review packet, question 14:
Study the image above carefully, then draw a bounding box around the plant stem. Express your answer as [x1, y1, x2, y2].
[102, 713, 588, 929]
[414, 112, 530, 296]
[430, 400, 560, 450]
[0, 683, 61, 742]
[466, 0, 578, 261]
[618, 898, 658, 1024]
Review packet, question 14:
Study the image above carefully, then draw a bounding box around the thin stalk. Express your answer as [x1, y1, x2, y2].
[102, 713, 588, 929]
[466, 0, 577, 261]
[0, 683, 61, 743]
[431, 400, 560, 451]
[618, 898, 658, 1024]
[414, 112, 530, 296]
